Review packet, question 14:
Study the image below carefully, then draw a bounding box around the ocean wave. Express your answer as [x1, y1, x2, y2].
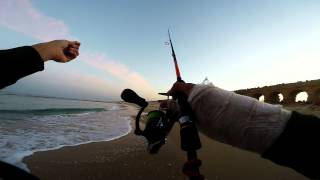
[0, 108, 133, 172]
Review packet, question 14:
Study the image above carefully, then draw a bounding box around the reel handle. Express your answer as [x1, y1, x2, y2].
[121, 89, 148, 108]
[121, 89, 148, 135]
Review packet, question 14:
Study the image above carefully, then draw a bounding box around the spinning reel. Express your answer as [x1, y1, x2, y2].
[121, 89, 175, 154]
[121, 30, 204, 180]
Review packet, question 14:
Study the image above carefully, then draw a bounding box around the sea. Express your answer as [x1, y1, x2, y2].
[0, 93, 133, 171]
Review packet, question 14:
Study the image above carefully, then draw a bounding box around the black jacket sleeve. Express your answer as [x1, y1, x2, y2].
[0, 46, 44, 89]
[262, 111, 320, 179]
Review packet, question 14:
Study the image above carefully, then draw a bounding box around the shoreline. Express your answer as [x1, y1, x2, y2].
[2, 103, 134, 172]
[23, 120, 187, 179]
[23, 103, 309, 180]
[21, 122, 132, 172]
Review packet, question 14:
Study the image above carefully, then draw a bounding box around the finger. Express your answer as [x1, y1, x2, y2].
[66, 52, 78, 60]
[70, 43, 80, 49]
[69, 48, 79, 55]
[166, 83, 176, 96]
[72, 43, 80, 49]
[167, 82, 195, 97]
[74, 41, 81, 46]
[59, 56, 69, 63]
[167, 87, 174, 96]
[73, 49, 79, 57]
[72, 41, 81, 48]
[67, 47, 79, 57]
[68, 41, 81, 49]
[167, 82, 183, 96]
[62, 51, 77, 62]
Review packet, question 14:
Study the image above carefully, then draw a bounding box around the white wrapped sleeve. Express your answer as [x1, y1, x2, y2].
[188, 85, 291, 154]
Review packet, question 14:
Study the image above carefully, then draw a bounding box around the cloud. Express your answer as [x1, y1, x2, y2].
[0, 0, 70, 41]
[80, 52, 158, 98]
[0, 0, 158, 100]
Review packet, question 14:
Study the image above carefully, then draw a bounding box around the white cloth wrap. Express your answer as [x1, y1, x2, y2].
[188, 85, 291, 154]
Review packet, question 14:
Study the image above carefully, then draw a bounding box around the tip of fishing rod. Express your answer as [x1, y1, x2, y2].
[168, 29, 172, 38]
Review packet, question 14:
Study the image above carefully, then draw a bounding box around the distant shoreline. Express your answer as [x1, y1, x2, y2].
[0, 91, 119, 104]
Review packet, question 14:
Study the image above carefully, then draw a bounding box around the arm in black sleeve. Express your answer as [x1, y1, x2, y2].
[262, 111, 320, 179]
[0, 46, 44, 89]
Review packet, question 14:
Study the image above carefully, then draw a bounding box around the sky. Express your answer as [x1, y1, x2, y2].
[1, 0, 320, 101]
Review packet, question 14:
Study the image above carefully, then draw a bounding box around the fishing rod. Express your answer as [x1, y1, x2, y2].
[167, 30, 204, 180]
[120, 31, 204, 180]
[168, 30, 182, 82]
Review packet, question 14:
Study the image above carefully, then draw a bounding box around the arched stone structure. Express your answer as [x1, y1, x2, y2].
[265, 92, 283, 104]
[308, 88, 320, 104]
[252, 93, 263, 100]
[235, 79, 320, 105]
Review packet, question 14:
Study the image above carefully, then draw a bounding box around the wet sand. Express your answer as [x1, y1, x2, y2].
[23, 103, 310, 180]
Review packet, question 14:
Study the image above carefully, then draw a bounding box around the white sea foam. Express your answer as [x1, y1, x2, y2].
[0, 104, 133, 172]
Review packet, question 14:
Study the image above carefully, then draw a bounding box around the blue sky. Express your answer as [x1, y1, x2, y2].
[1, 0, 320, 101]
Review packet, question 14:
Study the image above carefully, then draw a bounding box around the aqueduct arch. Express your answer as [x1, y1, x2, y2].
[265, 92, 283, 104]
[235, 79, 320, 105]
[252, 93, 263, 100]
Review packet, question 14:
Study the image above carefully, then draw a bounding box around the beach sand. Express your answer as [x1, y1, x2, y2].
[23, 103, 310, 180]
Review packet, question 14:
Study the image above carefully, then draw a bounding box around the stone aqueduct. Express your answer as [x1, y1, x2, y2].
[235, 79, 320, 104]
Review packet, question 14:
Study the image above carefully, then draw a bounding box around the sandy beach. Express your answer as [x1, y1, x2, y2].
[23, 103, 310, 180]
